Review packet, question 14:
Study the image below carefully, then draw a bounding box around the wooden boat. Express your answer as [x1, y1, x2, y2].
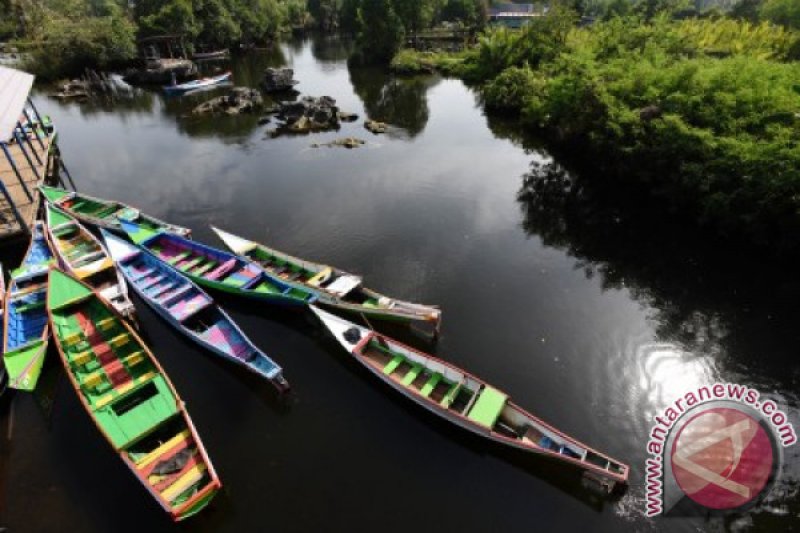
[45, 204, 136, 319]
[211, 226, 441, 329]
[39, 185, 191, 238]
[47, 268, 221, 520]
[121, 221, 316, 307]
[3, 222, 53, 390]
[103, 231, 290, 392]
[310, 305, 630, 491]
[191, 49, 230, 61]
[163, 72, 232, 95]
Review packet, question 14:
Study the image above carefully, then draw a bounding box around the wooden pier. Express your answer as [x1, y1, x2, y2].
[0, 65, 68, 241]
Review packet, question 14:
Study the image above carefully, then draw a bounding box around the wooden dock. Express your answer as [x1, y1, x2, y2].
[0, 135, 52, 240]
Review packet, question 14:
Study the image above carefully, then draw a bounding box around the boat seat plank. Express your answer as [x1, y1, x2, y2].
[191, 261, 217, 276]
[383, 354, 405, 375]
[401, 363, 423, 386]
[440, 382, 461, 408]
[167, 251, 191, 266]
[420, 373, 443, 397]
[204, 258, 238, 281]
[466, 386, 508, 428]
[134, 430, 191, 469]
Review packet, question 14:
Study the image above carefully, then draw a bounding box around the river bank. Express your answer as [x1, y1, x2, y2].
[390, 14, 800, 256]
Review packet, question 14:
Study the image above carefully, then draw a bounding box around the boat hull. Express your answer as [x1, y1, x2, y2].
[122, 221, 314, 308]
[104, 231, 288, 390]
[47, 269, 221, 520]
[39, 185, 191, 238]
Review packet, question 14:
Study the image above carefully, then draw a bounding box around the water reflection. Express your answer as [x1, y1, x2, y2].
[516, 156, 800, 529]
[348, 67, 437, 138]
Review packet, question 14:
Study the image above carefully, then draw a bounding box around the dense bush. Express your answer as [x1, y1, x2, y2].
[397, 9, 800, 250]
[22, 0, 137, 80]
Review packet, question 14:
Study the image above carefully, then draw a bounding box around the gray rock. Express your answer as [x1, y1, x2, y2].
[263, 67, 299, 92]
[312, 137, 366, 149]
[364, 119, 388, 134]
[192, 87, 263, 115]
[274, 95, 341, 133]
[338, 111, 359, 122]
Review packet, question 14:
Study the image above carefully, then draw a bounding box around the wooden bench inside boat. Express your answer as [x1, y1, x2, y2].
[466, 386, 508, 429]
[93, 376, 178, 448]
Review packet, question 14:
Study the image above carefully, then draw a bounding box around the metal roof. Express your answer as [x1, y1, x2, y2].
[0, 65, 34, 143]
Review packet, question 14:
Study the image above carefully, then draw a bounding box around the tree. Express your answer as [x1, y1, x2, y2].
[357, 0, 405, 62]
[761, 0, 800, 29]
[730, 0, 762, 22]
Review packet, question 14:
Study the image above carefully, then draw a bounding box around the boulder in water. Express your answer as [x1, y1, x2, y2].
[263, 67, 299, 92]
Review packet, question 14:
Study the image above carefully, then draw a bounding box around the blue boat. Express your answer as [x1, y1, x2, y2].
[119, 220, 316, 308]
[102, 230, 289, 392]
[3, 222, 53, 391]
[162, 71, 232, 95]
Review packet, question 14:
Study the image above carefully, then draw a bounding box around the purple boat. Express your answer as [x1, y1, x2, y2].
[102, 230, 289, 393]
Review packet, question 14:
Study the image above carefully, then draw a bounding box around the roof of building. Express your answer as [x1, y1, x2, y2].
[488, 3, 535, 15]
[0, 65, 33, 143]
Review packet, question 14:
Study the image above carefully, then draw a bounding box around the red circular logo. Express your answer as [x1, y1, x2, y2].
[670, 407, 774, 510]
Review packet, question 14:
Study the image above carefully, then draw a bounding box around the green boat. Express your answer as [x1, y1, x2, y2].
[211, 226, 441, 329]
[47, 268, 221, 521]
[39, 185, 191, 238]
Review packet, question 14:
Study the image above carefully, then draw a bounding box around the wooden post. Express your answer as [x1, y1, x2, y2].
[22, 108, 46, 152]
[1, 142, 34, 203]
[26, 98, 49, 142]
[0, 178, 28, 233]
[16, 121, 43, 167]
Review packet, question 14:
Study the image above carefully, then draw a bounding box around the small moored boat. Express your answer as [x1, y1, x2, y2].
[211, 226, 441, 329]
[45, 204, 136, 319]
[3, 222, 53, 390]
[163, 71, 232, 95]
[47, 268, 221, 520]
[192, 49, 230, 61]
[103, 230, 290, 392]
[121, 221, 316, 307]
[39, 185, 191, 237]
[310, 305, 629, 491]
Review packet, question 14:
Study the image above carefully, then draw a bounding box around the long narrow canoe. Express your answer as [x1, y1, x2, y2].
[47, 268, 221, 520]
[212, 227, 441, 329]
[103, 231, 290, 393]
[3, 222, 53, 390]
[40, 185, 191, 238]
[45, 204, 136, 319]
[121, 220, 316, 307]
[310, 305, 630, 492]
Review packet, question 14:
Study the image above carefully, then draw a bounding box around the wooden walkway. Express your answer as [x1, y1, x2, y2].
[0, 135, 52, 240]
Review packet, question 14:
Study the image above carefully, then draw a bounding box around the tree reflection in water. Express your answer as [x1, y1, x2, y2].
[517, 157, 800, 390]
[348, 66, 438, 138]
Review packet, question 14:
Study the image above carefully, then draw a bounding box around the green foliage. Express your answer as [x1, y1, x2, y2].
[390, 48, 469, 75]
[135, 0, 301, 46]
[21, 0, 137, 79]
[354, 0, 405, 63]
[761, 0, 800, 29]
[482, 66, 547, 111]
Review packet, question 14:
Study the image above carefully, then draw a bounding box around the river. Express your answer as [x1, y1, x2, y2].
[1, 35, 798, 532]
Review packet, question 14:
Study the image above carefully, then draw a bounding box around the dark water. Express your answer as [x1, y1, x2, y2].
[2, 35, 799, 532]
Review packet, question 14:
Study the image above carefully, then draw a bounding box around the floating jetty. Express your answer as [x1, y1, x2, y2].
[0, 66, 73, 241]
